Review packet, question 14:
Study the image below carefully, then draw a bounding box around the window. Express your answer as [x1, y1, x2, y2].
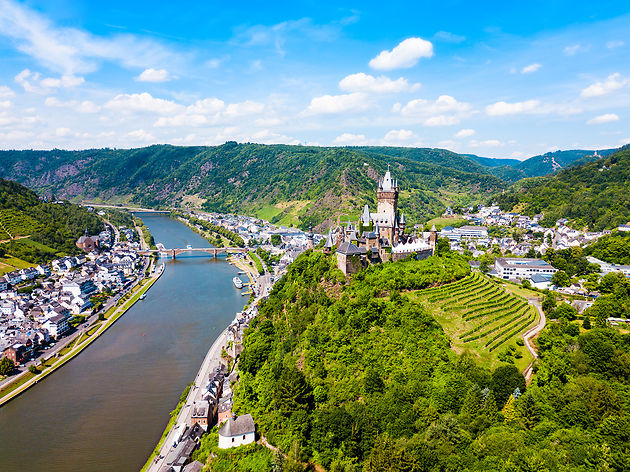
[232, 438, 234, 442]
[243, 435, 246, 439]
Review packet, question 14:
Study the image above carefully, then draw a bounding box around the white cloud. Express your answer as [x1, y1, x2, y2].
[302, 93, 370, 115]
[587, 113, 619, 125]
[127, 129, 155, 142]
[0, 0, 181, 74]
[369, 37, 433, 70]
[14, 69, 84, 93]
[400, 95, 471, 116]
[563, 44, 583, 56]
[339, 73, 420, 93]
[580, 73, 628, 98]
[154, 114, 208, 128]
[153, 98, 265, 127]
[104, 92, 183, 114]
[136, 68, 171, 83]
[333, 133, 368, 145]
[45, 97, 100, 113]
[187, 98, 225, 115]
[0, 86, 15, 98]
[470, 139, 503, 147]
[0, 100, 12, 109]
[606, 40, 624, 49]
[224, 100, 265, 118]
[55, 127, 73, 137]
[383, 129, 416, 142]
[455, 128, 475, 138]
[521, 63, 541, 74]
[424, 115, 460, 127]
[485, 99, 540, 116]
[433, 31, 465, 43]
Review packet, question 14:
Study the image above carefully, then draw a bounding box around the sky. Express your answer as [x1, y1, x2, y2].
[0, 0, 629, 159]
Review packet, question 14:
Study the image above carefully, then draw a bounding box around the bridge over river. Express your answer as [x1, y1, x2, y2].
[139, 246, 248, 258]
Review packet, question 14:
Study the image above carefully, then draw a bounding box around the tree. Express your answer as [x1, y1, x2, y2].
[28, 364, 38, 374]
[490, 365, 526, 407]
[271, 234, 282, 246]
[502, 394, 516, 423]
[542, 291, 557, 316]
[582, 315, 592, 329]
[364, 368, 385, 394]
[0, 356, 15, 375]
[552, 270, 571, 287]
[479, 261, 489, 274]
[554, 302, 578, 321]
[436, 237, 451, 256]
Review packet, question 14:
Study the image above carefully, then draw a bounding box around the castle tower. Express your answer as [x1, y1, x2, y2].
[429, 224, 438, 254]
[377, 165, 399, 218]
[307, 223, 314, 250]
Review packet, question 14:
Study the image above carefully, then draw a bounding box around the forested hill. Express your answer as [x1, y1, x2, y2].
[0, 178, 103, 262]
[495, 146, 630, 230]
[229, 250, 630, 471]
[0, 144, 505, 229]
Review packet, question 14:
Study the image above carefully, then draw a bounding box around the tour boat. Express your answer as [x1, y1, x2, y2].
[232, 277, 243, 289]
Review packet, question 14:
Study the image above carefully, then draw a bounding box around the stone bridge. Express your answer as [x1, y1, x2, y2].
[138, 247, 248, 259]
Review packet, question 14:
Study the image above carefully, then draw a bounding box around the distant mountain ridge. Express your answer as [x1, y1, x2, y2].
[0, 144, 505, 229]
[467, 148, 617, 179]
[494, 145, 630, 230]
[0, 143, 622, 230]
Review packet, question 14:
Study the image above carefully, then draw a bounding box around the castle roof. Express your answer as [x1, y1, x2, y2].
[336, 241, 362, 256]
[324, 229, 335, 248]
[360, 204, 372, 225]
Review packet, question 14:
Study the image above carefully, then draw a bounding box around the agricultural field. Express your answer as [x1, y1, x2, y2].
[411, 272, 539, 370]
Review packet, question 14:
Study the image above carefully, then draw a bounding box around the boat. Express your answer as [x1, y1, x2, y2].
[186, 244, 192, 250]
[232, 277, 243, 289]
[139, 293, 146, 300]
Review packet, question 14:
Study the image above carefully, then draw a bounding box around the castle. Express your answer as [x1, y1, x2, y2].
[324, 166, 437, 275]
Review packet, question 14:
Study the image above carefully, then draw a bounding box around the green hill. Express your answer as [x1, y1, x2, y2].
[218, 250, 630, 471]
[0, 178, 103, 264]
[494, 146, 630, 230]
[0, 144, 507, 229]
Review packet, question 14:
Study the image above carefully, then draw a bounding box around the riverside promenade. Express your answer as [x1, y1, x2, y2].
[146, 293, 262, 472]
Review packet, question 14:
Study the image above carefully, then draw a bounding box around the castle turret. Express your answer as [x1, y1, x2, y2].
[307, 223, 314, 250]
[429, 224, 438, 254]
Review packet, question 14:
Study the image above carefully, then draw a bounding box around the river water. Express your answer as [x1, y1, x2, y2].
[0, 215, 244, 471]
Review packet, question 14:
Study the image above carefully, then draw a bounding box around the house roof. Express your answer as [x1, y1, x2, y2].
[218, 414, 255, 437]
[336, 241, 362, 256]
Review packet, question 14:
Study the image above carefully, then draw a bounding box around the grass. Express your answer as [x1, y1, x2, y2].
[410, 273, 538, 370]
[425, 216, 467, 230]
[248, 251, 264, 275]
[1, 255, 33, 269]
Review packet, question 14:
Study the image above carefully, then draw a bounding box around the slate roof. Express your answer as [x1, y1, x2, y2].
[218, 414, 255, 437]
[336, 241, 362, 256]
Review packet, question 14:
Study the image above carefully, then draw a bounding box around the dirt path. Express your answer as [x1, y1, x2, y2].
[522, 300, 546, 384]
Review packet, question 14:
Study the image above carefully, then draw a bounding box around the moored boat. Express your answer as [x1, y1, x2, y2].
[232, 276, 243, 289]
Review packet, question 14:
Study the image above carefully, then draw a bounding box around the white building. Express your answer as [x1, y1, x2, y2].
[495, 257, 557, 280]
[440, 225, 489, 241]
[218, 414, 255, 449]
[586, 256, 630, 277]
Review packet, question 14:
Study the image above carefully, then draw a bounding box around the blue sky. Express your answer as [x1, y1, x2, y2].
[0, 0, 629, 158]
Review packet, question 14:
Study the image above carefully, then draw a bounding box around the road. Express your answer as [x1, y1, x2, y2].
[522, 300, 546, 384]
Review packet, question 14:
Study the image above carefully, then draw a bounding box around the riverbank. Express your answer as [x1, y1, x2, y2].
[142, 258, 262, 471]
[0, 261, 164, 407]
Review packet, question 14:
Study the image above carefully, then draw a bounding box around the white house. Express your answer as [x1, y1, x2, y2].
[495, 257, 557, 280]
[218, 414, 255, 449]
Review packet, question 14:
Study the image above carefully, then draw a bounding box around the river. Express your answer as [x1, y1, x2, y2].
[0, 215, 244, 471]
